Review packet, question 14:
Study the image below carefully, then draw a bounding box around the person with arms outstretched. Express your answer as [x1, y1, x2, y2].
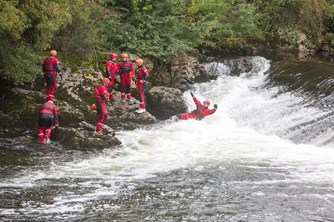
[178, 92, 217, 120]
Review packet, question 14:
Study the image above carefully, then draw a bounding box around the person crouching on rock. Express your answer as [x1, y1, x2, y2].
[94, 78, 110, 133]
[178, 92, 217, 120]
[38, 100, 59, 144]
[134, 58, 148, 113]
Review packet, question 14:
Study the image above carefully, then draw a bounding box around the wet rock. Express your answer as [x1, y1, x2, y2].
[51, 122, 121, 149]
[0, 54, 255, 149]
[150, 55, 217, 92]
[0, 135, 35, 147]
[146, 86, 188, 120]
[222, 57, 254, 75]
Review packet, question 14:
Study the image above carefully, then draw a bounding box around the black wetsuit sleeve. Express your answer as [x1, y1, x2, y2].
[53, 64, 61, 73]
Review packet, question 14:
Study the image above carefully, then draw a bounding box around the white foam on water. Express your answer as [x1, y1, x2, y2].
[2, 56, 334, 217]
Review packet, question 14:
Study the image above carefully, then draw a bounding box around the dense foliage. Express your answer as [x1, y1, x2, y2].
[1, 0, 334, 85]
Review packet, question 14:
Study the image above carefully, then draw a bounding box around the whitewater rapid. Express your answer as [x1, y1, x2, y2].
[1, 56, 334, 221]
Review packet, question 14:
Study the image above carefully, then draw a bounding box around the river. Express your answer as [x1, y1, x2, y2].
[1, 55, 334, 221]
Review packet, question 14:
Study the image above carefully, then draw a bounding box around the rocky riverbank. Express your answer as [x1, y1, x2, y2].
[0, 55, 255, 149]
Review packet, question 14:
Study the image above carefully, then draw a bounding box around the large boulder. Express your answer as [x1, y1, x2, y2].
[146, 86, 188, 120]
[150, 55, 218, 92]
[89, 91, 157, 130]
[221, 57, 254, 75]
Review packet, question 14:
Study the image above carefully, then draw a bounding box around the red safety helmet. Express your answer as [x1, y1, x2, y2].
[91, 104, 97, 111]
[203, 100, 210, 106]
[102, 77, 110, 85]
[50, 50, 57, 56]
[121, 53, 128, 58]
[135, 59, 143, 66]
[109, 53, 118, 59]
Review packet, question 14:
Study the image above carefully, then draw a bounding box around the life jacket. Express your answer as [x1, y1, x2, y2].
[192, 108, 205, 120]
[119, 61, 132, 74]
[192, 103, 211, 120]
[136, 65, 148, 80]
[43, 56, 56, 74]
[40, 102, 56, 114]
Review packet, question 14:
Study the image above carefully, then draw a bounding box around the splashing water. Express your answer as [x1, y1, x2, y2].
[1, 56, 334, 221]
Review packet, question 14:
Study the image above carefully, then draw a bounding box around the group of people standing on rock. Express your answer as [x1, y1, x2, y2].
[37, 49, 218, 144]
[93, 52, 148, 133]
[38, 50, 149, 143]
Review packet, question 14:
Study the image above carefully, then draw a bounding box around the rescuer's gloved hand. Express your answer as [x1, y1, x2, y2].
[190, 92, 194, 97]
[54, 124, 59, 129]
[214, 104, 218, 109]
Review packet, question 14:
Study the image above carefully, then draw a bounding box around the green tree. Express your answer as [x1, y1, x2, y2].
[19, 0, 72, 50]
[0, 0, 27, 40]
[102, 0, 202, 62]
[252, 0, 327, 47]
[52, 0, 106, 55]
[0, 38, 40, 85]
[0, 0, 72, 85]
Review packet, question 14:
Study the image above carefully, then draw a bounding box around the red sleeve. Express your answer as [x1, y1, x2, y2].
[117, 63, 121, 74]
[52, 58, 61, 73]
[193, 97, 201, 107]
[111, 63, 117, 77]
[105, 61, 111, 78]
[52, 57, 59, 65]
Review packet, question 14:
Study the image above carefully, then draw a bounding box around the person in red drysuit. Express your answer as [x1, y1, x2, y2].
[105, 53, 118, 101]
[134, 58, 148, 113]
[94, 78, 110, 133]
[42, 50, 62, 101]
[117, 53, 134, 103]
[37, 100, 59, 144]
[178, 92, 218, 120]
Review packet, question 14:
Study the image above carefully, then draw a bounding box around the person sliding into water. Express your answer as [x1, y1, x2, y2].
[178, 92, 217, 120]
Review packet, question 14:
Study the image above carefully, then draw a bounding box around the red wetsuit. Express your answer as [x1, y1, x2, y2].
[37, 101, 58, 143]
[117, 60, 134, 100]
[94, 84, 109, 132]
[105, 60, 117, 100]
[178, 96, 217, 120]
[42, 55, 61, 101]
[135, 65, 148, 109]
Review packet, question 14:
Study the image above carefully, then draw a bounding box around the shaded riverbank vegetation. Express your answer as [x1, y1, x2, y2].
[1, 0, 334, 86]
